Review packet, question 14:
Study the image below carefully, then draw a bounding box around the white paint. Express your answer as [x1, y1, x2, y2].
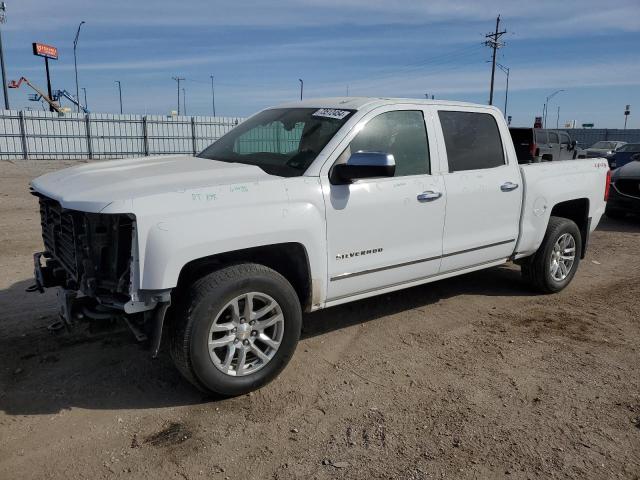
[30, 97, 609, 312]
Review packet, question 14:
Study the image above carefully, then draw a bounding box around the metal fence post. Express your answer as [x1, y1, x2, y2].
[191, 116, 197, 155]
[85, 114, 93, 159]
[142, 116, 149, 156]
[18, 111, 28, 159]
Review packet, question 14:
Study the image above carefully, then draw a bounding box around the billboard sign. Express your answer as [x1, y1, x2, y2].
[32, 42, 58, 60]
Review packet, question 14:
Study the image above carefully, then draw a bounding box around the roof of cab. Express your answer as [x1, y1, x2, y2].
[273, 96, 494, 111]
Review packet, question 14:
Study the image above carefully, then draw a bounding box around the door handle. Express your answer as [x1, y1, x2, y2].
[417, 191, 442, 202]
[500, 182, 519, 192]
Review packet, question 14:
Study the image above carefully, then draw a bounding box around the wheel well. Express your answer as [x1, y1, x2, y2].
[549, 198, 590, 258]
[176, 243, 313, 311]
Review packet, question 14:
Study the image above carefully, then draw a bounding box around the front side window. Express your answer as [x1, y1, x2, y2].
[198, 108, 354, 177]
[341, 110, 430, 176]
[618, 143, 640, 153]
[438, 111, 505, 172]
[559, 132, 571, 146]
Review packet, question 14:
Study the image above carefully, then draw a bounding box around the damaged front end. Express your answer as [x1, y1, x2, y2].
[29, 194, 170, 356]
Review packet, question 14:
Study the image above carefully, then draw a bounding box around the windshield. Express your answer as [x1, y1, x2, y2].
[591, 141, 617, 150]
[198, 107, 355, 177]
[617, 143, 640, 153]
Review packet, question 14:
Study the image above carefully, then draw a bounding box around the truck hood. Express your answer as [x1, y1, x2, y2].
[30, 155, 276, 213]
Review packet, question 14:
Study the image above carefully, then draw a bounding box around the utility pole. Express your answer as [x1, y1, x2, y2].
[299, 78, 303, 101]
[496, 62, 509, 118]
[82, 87, 87, 110]
[115, 80, 122, 114]
[182, 87, 186, 115]
[172, 76, 184, 114]
[485, 15, 507, 106]
[0, 2, 9, 109]
[209, 75, 216, 116]
[556, 106, 560, 129]
[543, 89, 564, 128]
[73, 21, 85, 113]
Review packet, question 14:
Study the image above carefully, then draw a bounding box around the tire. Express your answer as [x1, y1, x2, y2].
[169, 263, 302, 396]
[521, 216, 582, 293]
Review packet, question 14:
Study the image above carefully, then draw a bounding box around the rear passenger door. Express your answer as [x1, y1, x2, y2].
[535, 130, 550, 161]
[558, 132, 573, 160]
[547, 131, 561, 161]
[435, 108, 521, 271]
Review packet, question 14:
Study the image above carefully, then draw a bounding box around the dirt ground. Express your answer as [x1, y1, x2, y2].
[0, 159, 639, 480]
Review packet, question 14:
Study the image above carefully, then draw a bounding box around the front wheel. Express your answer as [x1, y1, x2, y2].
[521, 216, 582, 293]
[170, 263, 302, 396]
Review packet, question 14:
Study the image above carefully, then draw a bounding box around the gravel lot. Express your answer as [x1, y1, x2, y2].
[1, 160, 639, 480]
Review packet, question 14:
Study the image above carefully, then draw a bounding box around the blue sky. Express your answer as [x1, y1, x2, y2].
[2, 0, 639, 127]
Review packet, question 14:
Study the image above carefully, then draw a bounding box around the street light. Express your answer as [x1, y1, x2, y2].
[299, 78, 303, 101]
[115, 80, 122, 114]
[209, 75, 216, 117]
[496, 62, 509, 119]
[81, 87, 88, 111]
[73, 21, 85, 113]
[543, 89, 564, 128]
[0, 2, 9, 109]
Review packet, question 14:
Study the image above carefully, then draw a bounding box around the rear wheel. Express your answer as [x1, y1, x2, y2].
[521, 216, 582, 293]
[170, 263, 302, 396]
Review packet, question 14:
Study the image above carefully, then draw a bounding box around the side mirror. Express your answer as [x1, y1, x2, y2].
[571, 140, 578, 150]
[330, 151, 395, 184]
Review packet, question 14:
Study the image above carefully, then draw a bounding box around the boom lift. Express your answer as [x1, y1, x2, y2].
[8, 77, 63, 113]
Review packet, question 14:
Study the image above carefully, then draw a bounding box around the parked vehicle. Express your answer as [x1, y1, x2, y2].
[509, 128, 581, 163]
[29, 98, 610, 396]
[585, 140, 627, 158]
[606, 143, 640, 169]
[606, 158, 640, 218]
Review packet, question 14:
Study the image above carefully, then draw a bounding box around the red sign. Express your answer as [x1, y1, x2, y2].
[534, 116, 543, 128]
[32, 43, 58, 60]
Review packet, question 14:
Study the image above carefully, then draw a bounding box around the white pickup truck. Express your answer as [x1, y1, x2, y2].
[30, 97, 610, 396]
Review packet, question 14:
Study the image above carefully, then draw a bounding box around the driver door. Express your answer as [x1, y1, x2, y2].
[320, 106, 446, 302]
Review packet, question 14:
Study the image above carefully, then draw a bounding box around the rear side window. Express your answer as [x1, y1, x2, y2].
[548, 132, 559, 144]
[535, 130, 548, 144]
[438, 111, 505, 172]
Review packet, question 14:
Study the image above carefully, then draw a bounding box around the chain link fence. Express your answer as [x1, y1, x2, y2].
[0, 110, 245, 160]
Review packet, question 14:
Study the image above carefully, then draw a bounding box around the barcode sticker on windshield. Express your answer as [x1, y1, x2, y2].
[312, 108, 351, 120]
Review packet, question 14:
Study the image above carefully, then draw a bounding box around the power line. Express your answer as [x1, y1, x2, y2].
[484, 15, 507, 105]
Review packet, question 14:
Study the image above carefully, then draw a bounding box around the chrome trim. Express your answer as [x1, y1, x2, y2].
[330, 239, 515, 281]
[613, 180, 640, 200]
[500, 182, 519, 192]
[417, 191, 442, 202]
[327, 257, 509, 302]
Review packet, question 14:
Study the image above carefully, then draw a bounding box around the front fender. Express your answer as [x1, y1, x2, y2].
[133, 177, 327, 296]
